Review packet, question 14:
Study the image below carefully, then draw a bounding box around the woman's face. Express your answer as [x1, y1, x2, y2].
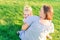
[40, 7, 45, 19]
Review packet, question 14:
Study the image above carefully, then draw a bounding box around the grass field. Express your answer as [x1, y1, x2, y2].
[0, 0, 60, 40]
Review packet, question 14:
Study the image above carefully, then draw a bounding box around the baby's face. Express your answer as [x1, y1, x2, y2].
[23, 13, 30, 18]
[23, 7, 32, 18]
[23, 9, 31, 18]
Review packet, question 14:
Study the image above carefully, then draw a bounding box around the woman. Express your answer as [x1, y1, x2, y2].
[39, 5, 54, 40]
[19, 5, 54, 40]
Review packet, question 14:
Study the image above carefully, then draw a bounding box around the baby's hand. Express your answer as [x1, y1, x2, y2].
[49, 36, 52, 40]
[46, 34, 52, 40]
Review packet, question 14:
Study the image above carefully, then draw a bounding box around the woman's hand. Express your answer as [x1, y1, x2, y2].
[22, 23, 29, 30]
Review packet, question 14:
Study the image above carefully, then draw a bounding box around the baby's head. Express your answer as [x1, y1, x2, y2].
[23, 5, 33, 18]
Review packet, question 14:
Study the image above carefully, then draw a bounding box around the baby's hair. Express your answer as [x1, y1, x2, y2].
[24, 5, 33, 16]
[24, 5, 32, 11]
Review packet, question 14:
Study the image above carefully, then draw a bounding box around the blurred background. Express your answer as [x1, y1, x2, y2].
[0, 0, 60, 40]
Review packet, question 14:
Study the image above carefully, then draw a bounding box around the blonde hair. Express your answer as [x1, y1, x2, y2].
[24, 5, 33, 16]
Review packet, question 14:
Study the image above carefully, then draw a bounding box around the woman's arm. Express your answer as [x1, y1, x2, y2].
[22, 23, 29, 30]
[22, 16, 33, 30]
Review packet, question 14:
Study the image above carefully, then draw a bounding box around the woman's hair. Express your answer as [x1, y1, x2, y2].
[43, 5, 53, 20]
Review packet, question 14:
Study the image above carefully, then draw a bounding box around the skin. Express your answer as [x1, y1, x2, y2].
[40, 7, 46, 20]
[23, 6, 32, 18]
[22, 23, 29, 30]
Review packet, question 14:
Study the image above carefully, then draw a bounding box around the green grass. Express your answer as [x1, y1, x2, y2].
[0, 0, 60, 40]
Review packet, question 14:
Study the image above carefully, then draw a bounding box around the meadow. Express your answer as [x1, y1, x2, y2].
[0, 0, 60, 40]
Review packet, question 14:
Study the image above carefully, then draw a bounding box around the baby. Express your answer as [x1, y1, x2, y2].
[23, 5, 33, 22]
